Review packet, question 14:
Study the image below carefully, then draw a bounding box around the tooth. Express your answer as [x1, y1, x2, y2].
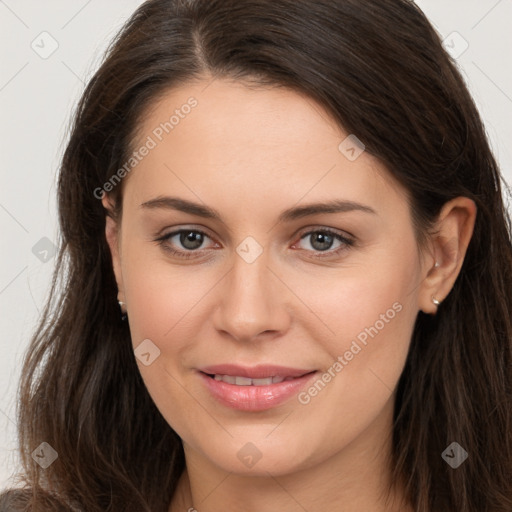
[223, 375, 236, 384]
[235, 376, 253, 386]
[213, 374, 292, 386]
[252, 377, 273, 386]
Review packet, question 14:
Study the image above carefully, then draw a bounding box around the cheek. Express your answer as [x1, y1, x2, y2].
[288, 242, 420, 419]
[331, 269, 417, 369]
[287, 246, 419, 364]
[121, 239, 212, 348]
[120, 249, 215, 438]
[120, 243, 222, 429]
[297, 260, 418, 422]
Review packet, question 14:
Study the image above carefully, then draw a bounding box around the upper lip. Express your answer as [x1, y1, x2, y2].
[199, 364, 315, 379]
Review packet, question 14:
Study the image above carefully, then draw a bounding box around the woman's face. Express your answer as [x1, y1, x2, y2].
[105, 78, 430, 477]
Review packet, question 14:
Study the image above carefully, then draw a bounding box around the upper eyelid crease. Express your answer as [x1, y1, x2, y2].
[140, 196, 377, 224]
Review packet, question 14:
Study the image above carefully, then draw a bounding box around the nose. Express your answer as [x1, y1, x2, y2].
[212, 247, 291, 343]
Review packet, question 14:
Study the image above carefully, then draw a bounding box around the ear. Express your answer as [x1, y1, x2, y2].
[102, 194, 125, 304]
[418, 196, 477, 314]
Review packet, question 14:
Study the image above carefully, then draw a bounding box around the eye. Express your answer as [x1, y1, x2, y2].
[155, 228, 217, 259]
[293, 228, 354, 258]
[154, 226, 355, 261]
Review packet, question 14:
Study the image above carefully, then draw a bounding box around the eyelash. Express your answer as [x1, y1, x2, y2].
[154, 227, 355, 260]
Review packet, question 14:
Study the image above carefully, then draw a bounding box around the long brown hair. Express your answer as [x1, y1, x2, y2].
[1, 0, 511, 510]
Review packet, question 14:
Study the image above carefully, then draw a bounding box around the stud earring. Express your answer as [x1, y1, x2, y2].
[434, 261, 440, 268]
[432, 296, 441, 306]
[118, 300, 127, 320]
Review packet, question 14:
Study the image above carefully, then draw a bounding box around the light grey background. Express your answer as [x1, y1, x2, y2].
[1, 0, 511, 489]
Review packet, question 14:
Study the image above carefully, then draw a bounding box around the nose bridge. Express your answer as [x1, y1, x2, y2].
[213, 239, 289, 341]
[232, 246, 269, 300]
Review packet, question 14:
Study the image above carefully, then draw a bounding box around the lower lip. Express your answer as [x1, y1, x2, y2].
[198, 371, 318, 411]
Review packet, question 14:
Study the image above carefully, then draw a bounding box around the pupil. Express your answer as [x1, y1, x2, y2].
[312, 232, 333, 251]
[181, 231, 203, 250]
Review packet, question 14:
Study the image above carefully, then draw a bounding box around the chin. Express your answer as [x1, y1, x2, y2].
[193, 433, 320, 477]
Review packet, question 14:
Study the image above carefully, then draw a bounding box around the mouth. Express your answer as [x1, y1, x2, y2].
[197, 364, 318, 411]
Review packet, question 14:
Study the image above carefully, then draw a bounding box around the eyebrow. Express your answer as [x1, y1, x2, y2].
[140, 196, 377, 223]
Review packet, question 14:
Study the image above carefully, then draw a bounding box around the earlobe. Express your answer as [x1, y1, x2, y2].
[418, 196, 477, 315]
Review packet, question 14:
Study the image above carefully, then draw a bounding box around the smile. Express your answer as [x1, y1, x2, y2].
[197, 364, 318, 411]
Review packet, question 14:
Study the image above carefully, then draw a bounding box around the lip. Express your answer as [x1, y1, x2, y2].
[198, 364, 318, 412]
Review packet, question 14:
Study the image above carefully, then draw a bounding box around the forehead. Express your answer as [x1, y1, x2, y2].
[122, 78, 407, 221]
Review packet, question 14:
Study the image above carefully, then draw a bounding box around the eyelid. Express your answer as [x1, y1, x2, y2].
[155, 225, 216, 242]
[294, 224, 355, 241]
[291, 227, 355, 258]
[155, 227, 218, 247]
[154, 224, 356, 259]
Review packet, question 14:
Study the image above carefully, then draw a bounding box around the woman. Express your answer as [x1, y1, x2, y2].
[1, 0, 511, 510]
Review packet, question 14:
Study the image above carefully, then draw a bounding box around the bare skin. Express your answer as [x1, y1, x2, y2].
[103, 77, 476, 512]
